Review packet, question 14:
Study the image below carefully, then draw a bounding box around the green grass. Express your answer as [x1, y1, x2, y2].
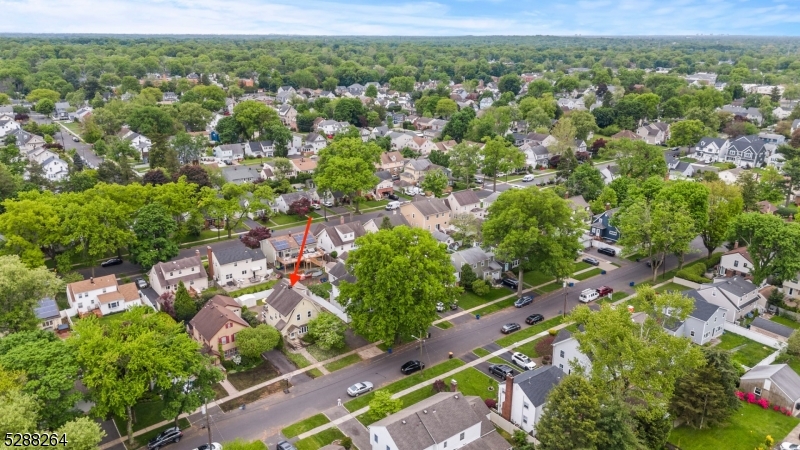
[654, 282, 689, 294]
[770, 315, 800, 329]
[597, 291, 631, 305]
[668, 402, 799, 450]
[60, 121, 81, 135]
[534, 282, 564, 295]
[283, 349, 324, 378]
[571, 261, 592, 273]
[113, 397, 184, 436]
[523, 270, 555, 287]
[294, 427, 346, 450]
[473, 347, 509, 365]
[457, 288, 511, 310]
[282, 413, 330, 438]
[625, 252, 647, 262]
[495, 316, 566, 347]
[179, 229, 234, 245]
[324, 354, 362, 372]
[131, 418, 190, 449]
[344, 359, 465, 412]
[572, 268, 602, 281]
[95, 312, 128, 326]
[776, 353, 800, 376]
[451, 367, 498, 401]
[307, 343, 351, 362]
[361, 199, 389, 208]
[377, 342, 391, 352]
[227, 361, 280, 391]
[436, 320, 454, 329]
[270, 213, 321, 225]
[515, 336, 550, 359]
[472, 297, 517, 317]
[715, 332, 776, 369]
[227, 279, 278, 297]
[211, 383, 229, 400]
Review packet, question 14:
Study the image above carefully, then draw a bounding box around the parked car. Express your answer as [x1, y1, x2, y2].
[401, 360, 425, 375]
[306, 269, 323, 278]
[525, 313, 544, 325]
[135, 278, 148, 289]
[501, 323, 521, 334]
[501, 278, 519, 289]
[322, 200, 333, 207]
[72, 136, 79, 142]
[514, 296, 534, 308]
[488, 364, 515, 380]
[385, 201, 401, 210]
[522, 174, 534, 182]
[387, 193, 399, 200]
[579, 288, 600, 303]
[311, 203, 321, 210]
[596, 286, 614, 297]
[597, 247, 616, 257]
[436, 302, 445, 312]
[781, 443, 800, 450]
[347, 381, 373, 397]
[100, 258, 123, 267]
[582, 257, 600, 266]
[277, 441, 297, 450]
[192, 444, 222, 450]
[147, 427, 182, 449]
[511, 352, 537, 371]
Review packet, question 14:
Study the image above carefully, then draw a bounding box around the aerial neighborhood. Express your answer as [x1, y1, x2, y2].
[6, 33, 800, 450]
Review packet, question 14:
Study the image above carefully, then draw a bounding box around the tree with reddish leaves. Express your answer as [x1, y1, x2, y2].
[591, 138, 607, 154]
[142, 169, 171, 186]
[242, 226, 271, 248]
[159, 291, 175, 317]
[288, 197, 311, 216]
[173, 164, 212, 188]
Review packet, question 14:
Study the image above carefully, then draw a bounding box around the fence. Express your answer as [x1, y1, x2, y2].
[307, 292, 350, 323]
[776, 307, 800, 322]
[671, 277, 701, 290]
[235, 289, 273, 308]
[723, 322, 784, 350]
[488, 411, 536, 443]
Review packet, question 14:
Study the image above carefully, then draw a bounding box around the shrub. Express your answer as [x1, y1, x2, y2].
[548, 328, 558, 336]
[432, 379, 448, 393]
[676, 262, 710, 283]
[471, 279, 490, 296]
[484, 398, 497, 410]
[707, 252, 723, 268]
[340, 437, 352, 450]
[535, 335, 556, 358]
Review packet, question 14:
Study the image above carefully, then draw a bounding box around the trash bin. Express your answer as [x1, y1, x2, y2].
[601, 270, 607, 275]
[387, 347, 392, 354]
[568, 282, 574, 287]
[629, 281, 635, 287]
[476, 314, 481, 320]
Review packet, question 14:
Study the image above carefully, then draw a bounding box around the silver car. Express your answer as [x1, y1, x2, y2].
[347, 381, 373, 397]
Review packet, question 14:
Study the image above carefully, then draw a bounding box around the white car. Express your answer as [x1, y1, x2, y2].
[436, 302, 445, 312]
[511, 352, 536, 371]
[193, 444, 222, 450]
[311, 203, 321, 210]
[322, 200, 333, 207]
[522, 174, 534, 182]
[781, 444, 800, 450]
[347, 381, 373, 397]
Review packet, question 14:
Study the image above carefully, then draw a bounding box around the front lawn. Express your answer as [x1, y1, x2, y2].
[282, 413, 330, 438]
[435, 320, 453, 330]
[654, 282, 689, 294]
[131, 419, 190, 449]
[283, 349, 324, 378]
[344, 359, 465, 412]
[668, 402, 799, 450]
[211, 383, 229, 400]
[571, 261, 592, 273]
[715, 332, 775, 369]
[451, 367, 498, 401]
[307, 343, 351, 362]
[361, 199, 389, 208]
[271, 212, 321, 226]
[227, 361, 280, 391]
[771, 315, 800, 329]
[294, 427, 346, 450]
[534, 282, 563, 295]
[473, 347, 509, 365]
[495, 316, 566, 347]
[323, 354, 362, 372]
[472, 297, 517, 317]
[572, 268, 602, 281]
[515, 335, 554, 359]
[457, 288, 511, 310]
[523, 270, 554, 287]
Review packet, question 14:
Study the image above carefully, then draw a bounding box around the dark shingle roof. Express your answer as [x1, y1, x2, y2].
[189, 295, 249, 342]
[213, 243, 265, 266]
[751, 317, 795, 339]
[513, 365, 564, 407]
[265, 280, 306, 316]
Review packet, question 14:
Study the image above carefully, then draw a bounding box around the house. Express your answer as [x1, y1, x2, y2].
[590, 207, 621, 242]
[207, 244, 268, 287]
[498, 366, 564, 435]
[363, 212, 410, 232]
[261, 232, 323, 271]
[759, 132, 786, 145]
[400, 197, 452, 232]
[551, 328, 592, 374]
[566, 195, 591, 219]
[213, 143, 246, 161]
[261, 280, 322, 339]
[718, 167, 744, 185]
[0, 114, 21, 137]
[636, 122, 670, 145]
[431, 230, 458, 251]
[373, 170, 394, 198]
[768, 153, 786, 170]
[369, 392, 511, 450]
[276, 86, 297, 104]
[718, 246, 753, 277]
[750, 317, 794, 343]
[721, 106, 763, 126]
[247, 140, 275, 158]
[599, 165, 619, 185]
[187, 294, 250, 361]
[39, 156, 70, 181]
[327, 260, 356, 303]
[740, 365, 800, 415]
[451, 247, 501, 282]
[722, 135, 768, 168]
[413, 137, 438, 155]
[774, 107, 793, 120]
[757, 201, 779, 215]
[686, 73, 718, 86]
[479, 97, 494, 109]
[278, 104, 297, 129]
[74, 107, 93, 123]
[348, 83, 365, 96]
[390, 132, 416, 151]
[445, 190, 481, 216]
[557, 97, 586, 111]
[35, 298, 60, 331]
[523, 144, 551, 168]
[65, 274, 144, 316]
[792, 119, 800, 135]
[304, 132, 327, 152]
[669, 161, 695, 180]
[402, 158, 445, 184]
[314, 218, 367, 255]
[687, 278, 761, 323]
[666, 292, 727, 345]
[273, 191, 315, 214]
[10, 129, 45, 152]
[378, 151, 404, 174]
[221, 165, 262, 184]
[611, 130, 643, 141]
[53, 102, 70, 120]
[289, 156, 317, 175]
[162, 92, 179, 102]
[316, 120, 350, 136]
[148, 252, 209, 297]
[119, 129, 152, 161]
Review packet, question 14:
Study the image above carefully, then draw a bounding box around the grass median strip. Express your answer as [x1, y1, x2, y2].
[282, 350, 324, 378]
[572, 268, 602, 281]
[344, 359, 465, 412]
[324, 354, 362, 372]
[472, 297, 516, 317]
[473, 347, 508, 365]
[533, 282, 563, 295]
[495, 316, 566, 347]
[294, 427, 346, 450]
[282, 413, 330, 438]
[436, 320, 453, 329]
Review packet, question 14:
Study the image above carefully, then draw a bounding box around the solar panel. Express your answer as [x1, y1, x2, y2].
[292, 234, 316, 245]
[35, 298, 59, 319]
[272, 240, 290, 251]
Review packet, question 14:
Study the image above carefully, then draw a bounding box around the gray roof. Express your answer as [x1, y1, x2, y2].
[793, 119, 800, 129]
[212, 243, 265, 266]
[373, 393, 486, 450]
[328, 261, 356, 286]
[406, 159, 434, 171]
[410, 197, 450, 216]
[265, 280, 306, 316]
[35, 297, 59, 320]
[280, 191, 313, 205]
[221, 165, 262, 184]
[552, 328, 574, 345]
[513, 365, 565, 407]
[450, 190, 480, 207]
[451, 247, 490, 267]
[674, 161, 692, 173]
[314, 221, 366, 247]
[376, 170, 393, 181]
[689, 296, 721, 321]
[711, 277, 758, 299]
[431, 230, 451, 243]
[741, 364, 800, 402]
[751, 317, 795, 339]
[369, 212, 410, 228]
[697, 137, 727, 148]
[531, 145, 550, 156]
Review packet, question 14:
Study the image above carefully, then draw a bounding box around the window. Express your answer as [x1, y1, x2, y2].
[522, 415, 528, 424]
[220, 336, 228, 344]
[297, 314, 301, 321]
[460, 433, 465, 441]
[481, 261, 485, 267]
[560, 350, 565, 358]
[300, 325, 308, 333]
[234, 262, 237, 267]
[523, 402, 529, 409]
[226, 274, 233, 280]
[734, 260, 739, 267]
[170, 272, 174, 276]
[242, 270, 247, 275]
[308, 311, 312, 317]
[744, 263, 748, 268]
[110, 302, 119, 308]
[102, 288, 106, 293]
[374, 435, 378, 443]
[559, 363, 563, 369]
[190, 281, 194, 285]
[443, 441, 447, 448]
[78, 303, 83, 308]
[473, 264, 477, 269]
[690, 331, 695, 337]
[754, 387, 762, 396]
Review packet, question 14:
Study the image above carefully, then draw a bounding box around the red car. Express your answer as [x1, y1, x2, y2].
[596, 286, 614, 297]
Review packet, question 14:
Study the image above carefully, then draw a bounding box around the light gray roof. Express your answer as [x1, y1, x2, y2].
[531, 145, 550, 156]
[369, 212, 410, 229]
[35, 297, 59, 320]
[697, 137, 727, 148]
[212, 243, 265, 266]
[375, 170, 393, 181]
[314, 221, 367, 247]
[431, 230, 451, 243]
[265, 280, 306, 317]
[451, 247, 490, 267]
[513, 365, 565, 407]
[686, 295, 721, 321]
[552, 328, 574, 345]
[410, 197, 450, 216]
[741, 364, 800, 401]
[221, 165, 261, 184]
[151, 256, 207, 289]
[711, 277, 758, 299]
[751, 317, 795, 339]
[406, 159, 433, 171]
[450, 190, 480, 207]
[280, 191, 313, 205]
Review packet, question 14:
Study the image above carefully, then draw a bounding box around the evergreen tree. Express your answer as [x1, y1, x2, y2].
[460, 265, 477, 291]
[536, 375, 601, 450]
[670, 347, 740, 429]
[173, 281, 197, 322]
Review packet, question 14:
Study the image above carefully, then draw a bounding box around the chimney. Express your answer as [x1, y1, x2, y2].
[450, 379, 458, 392]
[605, 203, 610, 211]
[734, 240, 739, 249]
[340, 215, 345, 225]
[196, 249, 200, 258]
[90, 277, 94, 284]
[501, 375, 514, 421]
[206, 246, 214, 279]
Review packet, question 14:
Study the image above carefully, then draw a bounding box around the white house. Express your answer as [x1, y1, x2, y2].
[667, 292, 728, 345]
[313, 219, 367, 255]
[39, 156, 70, 181]
[551, 328, 593, 375]
[497, 366, 564, 436]
[694, 137, 729, 164]
[688, 279, 761, 324]
[148, 252, 209, 296]
[213, 143, 246, 161]
[718, 246, 753, 277]
[718, 167, 744, 185]
[636, 122, 670, 145]
[207, 244, 269, 287]
[65, 274, 144, 316]
[445, 190, 482, 217]
[450, 247, 502, 282]
[0, 114, 21, 137]
[273, 191, 315, 214]
[304, 132, 327, 152]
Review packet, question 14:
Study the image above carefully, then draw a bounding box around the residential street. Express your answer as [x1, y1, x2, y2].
[173, 240, 710, 450]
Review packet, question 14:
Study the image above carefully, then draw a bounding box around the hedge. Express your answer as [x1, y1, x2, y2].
[676, 261, 711, 284]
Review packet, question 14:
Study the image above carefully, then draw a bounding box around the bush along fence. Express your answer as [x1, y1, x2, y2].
[735, 391, 794, 416]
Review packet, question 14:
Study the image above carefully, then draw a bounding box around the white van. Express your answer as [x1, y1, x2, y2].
[522, 174, 535, 182]
[579, 288, 600, 303]
[385, 201, 401, 210]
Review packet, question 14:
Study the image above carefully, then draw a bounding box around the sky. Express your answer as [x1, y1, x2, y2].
[2, 0, 800, 36]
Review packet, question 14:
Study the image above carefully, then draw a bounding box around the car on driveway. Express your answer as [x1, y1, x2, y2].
[347, 381, 373, 397]
[582, 257, 600, 266]
[135, 278, 148, 289]
[514, 296, 534, 308]
[525, 313, 544, 325]
[436, 302, 445, 312]
[100, 258, 123, 267]
[387, 193, 399, 200]
[192, 444, 222, 450]
[597, 247, 616, 257]
[147, 427, 182, 449]
[596, 286, 614, 297]
[511, 352, 537, 370]
[401, 360, 425, 375]
[277, 441, 297, 450]
[488, 364, 515, 380]
[501, 323, 521, 334]
[311, 203, 321, 210]
[780, 443, 800, 450]
[501, 278, 519, 289]
[322, 200, 333, 207]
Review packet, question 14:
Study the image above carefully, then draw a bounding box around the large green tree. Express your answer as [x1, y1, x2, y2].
[700, 181, 743, 259]
[600, 139, 667, 180]
[480, 136, 525, 192]
[306, 312, 346, 351]
[314, 137, 381, 213]
[535, 374, 601, 450]
[161, 359, 223, 427]
[727, 213, 800, 284]
[129, 202, 179, 270]
[670, 347, 740, 429]
[233, 100, 281, 139]
[172, 281, 197, 322]
[566, 164, 605, 201]
[236, 324, 281, 359]
[668, 119, 707, 147]
[421, 168, 448, 197]
[0, 255, 63, 333]
[340, 226, 459, 344]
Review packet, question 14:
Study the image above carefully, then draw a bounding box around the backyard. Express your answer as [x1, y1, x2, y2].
[714, 332, 776, 369]
[771, 315, 800, 329]
[668, 402, 799, 450]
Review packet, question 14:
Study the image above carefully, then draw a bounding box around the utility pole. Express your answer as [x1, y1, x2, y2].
[203, 402, 212, 448]
[411, 332, 425, 372]
[562, 281, 568, 318]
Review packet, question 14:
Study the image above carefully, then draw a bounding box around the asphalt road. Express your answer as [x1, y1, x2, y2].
[173, 240, 710, 450]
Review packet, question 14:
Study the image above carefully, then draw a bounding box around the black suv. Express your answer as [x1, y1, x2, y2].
[401, 360, 425, 375]
[488, 364, 515, 380]
[147, 427, 182, 449]
[101, 257, 123, 267]
[501, 278, 519, 289]
[597, 247, 616, 257]
[525, 314, 544, 325]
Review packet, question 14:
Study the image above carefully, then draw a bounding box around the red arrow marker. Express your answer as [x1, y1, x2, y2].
[289, 216, 314, 287]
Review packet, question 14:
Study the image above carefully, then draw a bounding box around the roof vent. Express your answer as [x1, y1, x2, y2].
[423, 409, 428, 414]
[402, 420, 406, 424]
[454, 395, 459, 399]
